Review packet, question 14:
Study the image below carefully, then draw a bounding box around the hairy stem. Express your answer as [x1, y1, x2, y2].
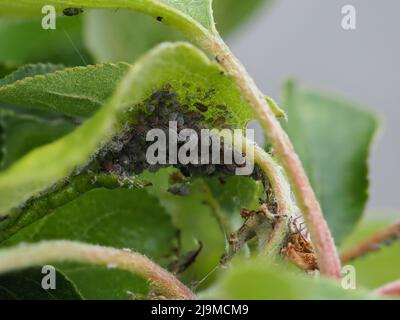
[252, 142, 293, 259]
[0, 240, 195, 300]
[220, 132, 296, 260]
[0, 173, 145, 243]
[341, 221, 400, 264]
[261, 218, 290, 261]
[375, 280, 400, 297]
[209, 38, 341, 278]
[220, 132, 293, 217]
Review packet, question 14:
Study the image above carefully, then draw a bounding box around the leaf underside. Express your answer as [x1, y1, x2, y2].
[0, 42, 254, 215]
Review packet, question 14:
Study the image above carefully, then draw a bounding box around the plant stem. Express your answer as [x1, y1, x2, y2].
[209, 38, 341, 278]
[0, 240, 195, 300]
[261, 218, 290, 261]
[220, 132, 295, 260]
[375, 280, 400, 297]
[0, 173, 144, 243]
[252, 143, 293, 259]
[341, 221, 400, 264]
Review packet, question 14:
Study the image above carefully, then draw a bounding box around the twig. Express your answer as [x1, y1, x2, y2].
[222, 205, 276, 264]
[219, 132, 296, 260]
[208, 38, 341, 279]
[341, 221, 400, 264]
[375, 280, 400, 297]
[0, 240, 195, 300]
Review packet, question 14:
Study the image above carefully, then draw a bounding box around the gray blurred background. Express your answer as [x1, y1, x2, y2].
[228, 0, 399, 216]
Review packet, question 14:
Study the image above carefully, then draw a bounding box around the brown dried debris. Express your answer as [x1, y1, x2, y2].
[281, 221, 318, 272]
[221, 204, 278, 264]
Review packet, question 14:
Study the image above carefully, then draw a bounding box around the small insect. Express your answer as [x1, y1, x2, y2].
[167, 185, 191, 196]
[194, 102, 208, 113]
[179, 166, 191, 177]
[171, 241, 203, 274]
[156, 16, 164, 22]
[216, 105, 228, 111]
[169, 171, 185, 185]
[101, 160, 114, 173]
[218, 177, 226, 184]
[63, 7, 84, 17]
[212, 117, 226, 127]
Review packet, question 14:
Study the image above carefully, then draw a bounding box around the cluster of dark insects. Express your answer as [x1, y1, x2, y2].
[97, 85, 265, 195]
[62, 8, 84, 17]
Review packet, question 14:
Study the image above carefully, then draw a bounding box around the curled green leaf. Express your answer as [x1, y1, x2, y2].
[0, 42, 254, 215]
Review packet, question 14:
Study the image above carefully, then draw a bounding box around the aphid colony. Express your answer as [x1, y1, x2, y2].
[97, 85, 264, 187]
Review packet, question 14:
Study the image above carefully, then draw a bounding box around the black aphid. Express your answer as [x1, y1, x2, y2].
[173, 241, 203, 274]
[216, 105, 228, 111]
[63, 7, 84, 16]
[212, 116, 226, 127]
[194, 102, 208, 112]
[156, 16, 164, 22]
[168, 185, 191, 196]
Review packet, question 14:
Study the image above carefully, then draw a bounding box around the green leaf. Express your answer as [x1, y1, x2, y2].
[142, 168, 226, 286]
[160, 0, 214, 31]
[205, 175, 263, 217]
[0, 64, 16, 78]
[0, 112, 75, 169]
[0, 63, 64, 88]
[282, 81, 378, 243]
[201, 259, 373, 299]
[55, 264, 147, 300]
[0, 16, 90, 67]
[0, 42, 254, 215]
[0, 0, 216, 42]
[0, 173, 143, 243]
[0, 267, 82, 300]
[141, 169, 263, 287]
[84, 9, 183, 63]
[213, 0, 272, 36]
[0, 62, 130, 117]
[340, 220, 400, 289]
[2, 188, 177, 299]
[84, 1, 271, 63]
